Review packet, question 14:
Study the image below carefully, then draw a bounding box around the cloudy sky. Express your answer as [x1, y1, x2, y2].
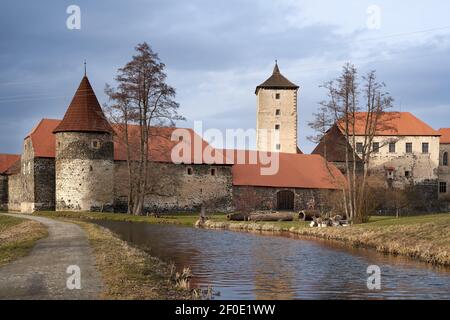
[1, 0, 450, 154]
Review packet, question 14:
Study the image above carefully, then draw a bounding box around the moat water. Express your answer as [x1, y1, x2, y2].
[94, 220, 450, 299]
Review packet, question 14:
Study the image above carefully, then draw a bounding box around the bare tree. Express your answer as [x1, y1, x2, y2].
[311, 63, 394, 223]
[105, 42, 184, 215]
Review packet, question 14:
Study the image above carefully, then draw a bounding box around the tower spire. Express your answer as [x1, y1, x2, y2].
[84, 60, 87, 77]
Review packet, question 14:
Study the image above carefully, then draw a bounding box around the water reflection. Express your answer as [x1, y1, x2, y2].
[95, 221, 450, 299]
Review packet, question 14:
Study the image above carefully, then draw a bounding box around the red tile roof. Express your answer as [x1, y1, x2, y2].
[23, 119, 219, 164]
[337, 112, 440, 136]
[438, 128, 450, 144]
[221, 150, 345, 189]
[0, 154, 20, 174]
[25, 119, 60, 158]
[53, 76, 113, 134]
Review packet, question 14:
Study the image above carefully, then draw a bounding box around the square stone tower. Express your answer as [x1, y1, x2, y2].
[255, 62, 299, 153]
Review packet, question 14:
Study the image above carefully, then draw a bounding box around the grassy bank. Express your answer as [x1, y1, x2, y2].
[34, 211, 450, 266]
[202, 214, 450, 266]
[63, 220, 193, 299]
[35, 210, 207, 226]
[0, 214, 48, 266]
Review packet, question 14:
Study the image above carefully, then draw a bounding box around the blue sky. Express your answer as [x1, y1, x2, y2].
[1, 0, 450, 154]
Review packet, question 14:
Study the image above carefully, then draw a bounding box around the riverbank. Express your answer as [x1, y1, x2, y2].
[0, 214, 48, 266]
[201, 214, 450, 266]
[32, 211, 450, 266]
[62, 220, 193, 299]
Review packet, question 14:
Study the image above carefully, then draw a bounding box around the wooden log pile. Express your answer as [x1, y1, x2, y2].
[227, 211, 293, 222]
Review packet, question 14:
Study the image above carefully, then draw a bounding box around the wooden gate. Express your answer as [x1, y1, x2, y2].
[277, 190, 294, 211]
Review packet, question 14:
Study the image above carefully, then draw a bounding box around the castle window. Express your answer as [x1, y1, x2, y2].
[275, 93, 280, 99]
[210, 168, 216, 176]
[439, 182, 447, 193]
[372, 142, 380, 153]
[405, 170, 410, 178]
[389, 142, 396, 153]
[89, 165, 93, 172]
[356, 142, 363, 153]
[275, 109, 281, 116]
[91, 140, 100, 149]
[443, 152, 448, 166]
[275, 124, 280, 130]
[275, 144, 281, 150]
[405, 142, 412, 153]
[422, 142, 429, 154]
[187, 167, 193, 175]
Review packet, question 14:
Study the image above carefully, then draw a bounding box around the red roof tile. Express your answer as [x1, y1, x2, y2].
[337, 112, 440, 136]
[53, 76, 113, 134]
[25, 119, 60, 158]
[0, 154, 20, 174]
[438, 128, 450, 144]
[221, 150, 345, 189]
[24, 119, 220, 164]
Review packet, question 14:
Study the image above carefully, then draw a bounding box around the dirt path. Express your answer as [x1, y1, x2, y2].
[0, 214, 103, 299]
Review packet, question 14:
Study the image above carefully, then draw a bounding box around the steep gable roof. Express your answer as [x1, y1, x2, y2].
[25, 119, 60, 158]
[0, 154, 20, 174]
[255, 62, 299, 94]
[337, 112, 440, 136]
[53, 76, 113, 134]
[438, 128, 450, 144]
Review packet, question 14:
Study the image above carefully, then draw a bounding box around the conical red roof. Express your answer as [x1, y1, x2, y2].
[53, 76, 113, 134]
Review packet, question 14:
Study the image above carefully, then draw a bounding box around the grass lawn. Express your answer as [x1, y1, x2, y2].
[0, 214, 48, 266]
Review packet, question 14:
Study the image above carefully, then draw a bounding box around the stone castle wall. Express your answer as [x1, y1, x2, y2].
[7, 174, 22, 211]
[233, 185, 331, 212]
[0, 175, 7, 210]
[55, 132, 114, 211]
[114, 161, 233, 213]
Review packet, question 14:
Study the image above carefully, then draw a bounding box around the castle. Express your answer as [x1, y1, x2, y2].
[0, 63, 344, 214]
[1, 63, 449, 213]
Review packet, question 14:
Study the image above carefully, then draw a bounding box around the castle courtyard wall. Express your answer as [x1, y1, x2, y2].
[113, 161, 233, 213]
[233, 185, 335, 212]
[0, 175, 7, 210]
[7, 174, 22, 211]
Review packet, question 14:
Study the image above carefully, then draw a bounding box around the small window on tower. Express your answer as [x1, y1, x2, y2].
[187, 167, 193, 175]
[211, 168, 216, 176]
[275, 109, 281, 116]
[275, 124, 280, 130]
[276, 144, 281, 150]
[275, 93, 280, 99]
[91, 140, 100, 149]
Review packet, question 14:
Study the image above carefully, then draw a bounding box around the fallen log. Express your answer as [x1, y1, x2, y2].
[227, 213, 250, 221]
[298, 210, 321, 221]
[248, 213, 293, 222]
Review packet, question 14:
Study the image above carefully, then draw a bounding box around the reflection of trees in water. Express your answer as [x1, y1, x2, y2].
[250, 238, 296, 299]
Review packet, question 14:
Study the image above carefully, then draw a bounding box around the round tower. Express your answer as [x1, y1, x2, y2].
[53, 75, 114, 212]
[255, 62, 299, 153]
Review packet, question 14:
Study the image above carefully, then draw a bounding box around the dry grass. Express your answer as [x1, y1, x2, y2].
[0, 215, 48, 266]
[203, 213, 450, 266]
[73, 220, 192, 300]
